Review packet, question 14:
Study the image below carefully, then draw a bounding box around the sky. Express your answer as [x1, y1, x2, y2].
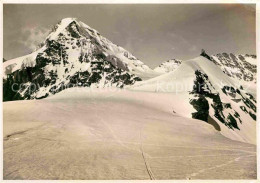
[3, 4, 256, 68]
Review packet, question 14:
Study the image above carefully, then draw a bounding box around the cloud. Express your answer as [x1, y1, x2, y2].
[19, 26, 49, 51]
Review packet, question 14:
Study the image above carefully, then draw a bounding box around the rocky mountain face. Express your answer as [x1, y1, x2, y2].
[186, 57, 256, 143]
[3, 18, 156, 101]
[187, 55, 257, 140]
[201, 51, 257, 83]
[154, 59, 182, 73]
[189, 70, 256, 131]
[213, 53, 256, 83]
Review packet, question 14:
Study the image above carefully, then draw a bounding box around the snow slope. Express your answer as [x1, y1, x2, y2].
[3, 88, 256, 179]
[132, 57, 235, 92]
[131, 56, 256, 144]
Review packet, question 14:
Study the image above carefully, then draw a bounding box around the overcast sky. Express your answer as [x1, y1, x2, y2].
[3, 4, 256, 68]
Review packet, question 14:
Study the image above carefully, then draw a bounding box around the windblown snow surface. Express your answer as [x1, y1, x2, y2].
[3, 88, 256, 179]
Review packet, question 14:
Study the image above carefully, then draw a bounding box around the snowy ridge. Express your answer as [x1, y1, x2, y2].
[131, 56, 256, 144]
[132, 57, 236, 92]
[3, 46, 46, 78]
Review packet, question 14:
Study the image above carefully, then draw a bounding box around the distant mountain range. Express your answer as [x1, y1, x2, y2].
[154, 59, 182, 73]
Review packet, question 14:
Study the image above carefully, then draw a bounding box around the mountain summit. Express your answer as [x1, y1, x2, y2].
[3, 18, 157, 101]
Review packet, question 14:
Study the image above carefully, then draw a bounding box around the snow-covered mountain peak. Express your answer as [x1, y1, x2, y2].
[61, 17, 77, 22]
[46, 17, 78, 40]
[154, 58, 182, 73]
[46, 18, 100, 42]
[3, 17, 158, 101]
[43, 18, 155, 76]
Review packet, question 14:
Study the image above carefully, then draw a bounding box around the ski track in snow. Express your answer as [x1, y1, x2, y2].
[187, 154, 255, 179]
[139, 126, 156, 180]
[90, 99, 156, 179]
